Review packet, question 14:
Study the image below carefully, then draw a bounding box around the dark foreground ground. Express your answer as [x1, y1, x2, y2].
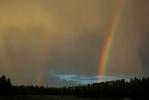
[0, 96, 132, 100]
[0, 96, 96, 100]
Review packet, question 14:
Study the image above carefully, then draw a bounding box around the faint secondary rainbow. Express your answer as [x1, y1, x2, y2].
[98, 0, 126, 77]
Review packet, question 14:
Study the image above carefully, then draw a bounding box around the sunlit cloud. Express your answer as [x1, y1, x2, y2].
[54, 74, 130, 85]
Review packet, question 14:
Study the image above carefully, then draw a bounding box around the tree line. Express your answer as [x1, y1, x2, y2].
[0, 75, 148, 99]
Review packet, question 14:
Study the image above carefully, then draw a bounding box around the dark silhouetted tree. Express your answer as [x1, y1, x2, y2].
[0, 75, 14, 96]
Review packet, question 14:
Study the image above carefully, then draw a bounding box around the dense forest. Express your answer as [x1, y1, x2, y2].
[0, 75, 148, 99]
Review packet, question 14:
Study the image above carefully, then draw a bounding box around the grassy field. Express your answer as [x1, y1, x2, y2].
[0, 95, 123, 100]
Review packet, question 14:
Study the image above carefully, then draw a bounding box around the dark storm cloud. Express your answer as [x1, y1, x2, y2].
[106, 0, 149, 76]
[129, 0, 149, 76]
[140, 33, 149, 76]
[0, 0, 148, 86]
[46, 32, 102, 75]
[0, 28, 45, 85]
[0, 0, 104, 85]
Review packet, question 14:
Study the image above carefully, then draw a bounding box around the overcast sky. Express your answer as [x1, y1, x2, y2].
[0, 0, 148, 86]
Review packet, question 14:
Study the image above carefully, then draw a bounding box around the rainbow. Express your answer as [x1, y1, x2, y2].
[98, 0, 126, 77]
